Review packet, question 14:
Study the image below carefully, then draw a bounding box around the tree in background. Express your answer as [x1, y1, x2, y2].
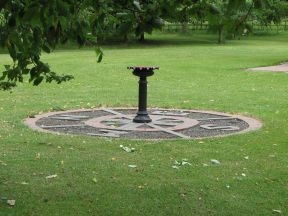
[163, 0, 204, 33]
[253, 0, 288, 26]
[204, 0, 271, 43]
[101, 0, 165, 42]
[205, 0, 249, 43]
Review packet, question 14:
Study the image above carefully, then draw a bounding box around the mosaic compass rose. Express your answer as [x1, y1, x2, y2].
[25, 108, 262, 140]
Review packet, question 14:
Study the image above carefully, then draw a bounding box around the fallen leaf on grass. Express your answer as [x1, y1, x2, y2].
[128, 165, 137, 168]
[7, 200, 16, 206]
[269, 154, 276, 158]
[92, 177, 98, 183]
[179, 192, 187, 197]
[172, 159, 192, 169]
[35, 153, 41, 160]
[210, 159, 221, 165]
[272, 209, 282, 214]
[120, 145, 135, 153]
[182, 161, 191, 166]
[21, 181, 29, 185]
[45, 174, 57, 179]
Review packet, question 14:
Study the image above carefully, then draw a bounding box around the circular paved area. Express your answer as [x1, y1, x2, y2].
[25, 108, 262, 140]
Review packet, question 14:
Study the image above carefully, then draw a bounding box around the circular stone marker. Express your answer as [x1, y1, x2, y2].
[24, 108, 262, 140]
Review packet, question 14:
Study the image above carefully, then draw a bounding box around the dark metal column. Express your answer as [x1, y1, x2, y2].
[127, 66, 159, 123]
[134, 75, 151, 123]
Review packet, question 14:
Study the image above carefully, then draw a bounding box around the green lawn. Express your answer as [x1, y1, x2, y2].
[0, 32, 287, 216]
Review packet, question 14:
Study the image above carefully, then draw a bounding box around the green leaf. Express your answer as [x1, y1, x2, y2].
[133, 1, 142, 11]
[29, 67, 38, 81]
[0, 71, 7, 80]
[8, 45, 17, 61]
[0, 81, 16, 90]
[42, 44, 51, 53]
[95, 47, 104, 63]
[22, 69, 30, 75]
[40, 63, 50, 73]
[97, 53, 103, 63]
[23, 6, 40, 22]
[59, 17, 68, 29]
[33, 76, 44, 86]
[116, 12, 129, 17]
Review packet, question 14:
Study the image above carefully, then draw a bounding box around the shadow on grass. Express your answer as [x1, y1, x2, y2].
[0, 33, 217, 55]
[1, 32, 287, 54]
[51, 32, 219, 51]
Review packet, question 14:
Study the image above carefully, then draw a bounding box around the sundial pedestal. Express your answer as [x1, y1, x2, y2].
[25, 67, 262, 140]
[128, 66, 159, 123]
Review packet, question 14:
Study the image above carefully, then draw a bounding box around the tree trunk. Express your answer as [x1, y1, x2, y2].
[123, 34, 128, 42]
[218, 27, 225, 44]
[182, 22, 188, 33]
[139, 33, 145, 42]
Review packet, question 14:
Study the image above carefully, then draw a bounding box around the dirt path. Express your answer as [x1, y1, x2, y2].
[248, 63, 288, 73]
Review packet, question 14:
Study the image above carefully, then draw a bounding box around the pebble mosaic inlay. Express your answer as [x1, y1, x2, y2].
[25, 108, 262, 140]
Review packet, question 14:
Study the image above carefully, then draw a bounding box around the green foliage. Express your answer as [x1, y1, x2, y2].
[0, 0, 101, 90]
[204, 0, 272, 43]
[0, 10, 5, 27]
[253, 0, 288, 25]
[95, 47, 104, 63]
[96, 0, 165, 42]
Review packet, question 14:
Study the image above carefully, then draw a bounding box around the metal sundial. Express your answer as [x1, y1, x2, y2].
[128, 66, 159, 123]
[24, 66, 262, 140]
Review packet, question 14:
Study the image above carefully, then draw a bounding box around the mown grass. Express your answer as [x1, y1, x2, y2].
[0, 32, 287, 216]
